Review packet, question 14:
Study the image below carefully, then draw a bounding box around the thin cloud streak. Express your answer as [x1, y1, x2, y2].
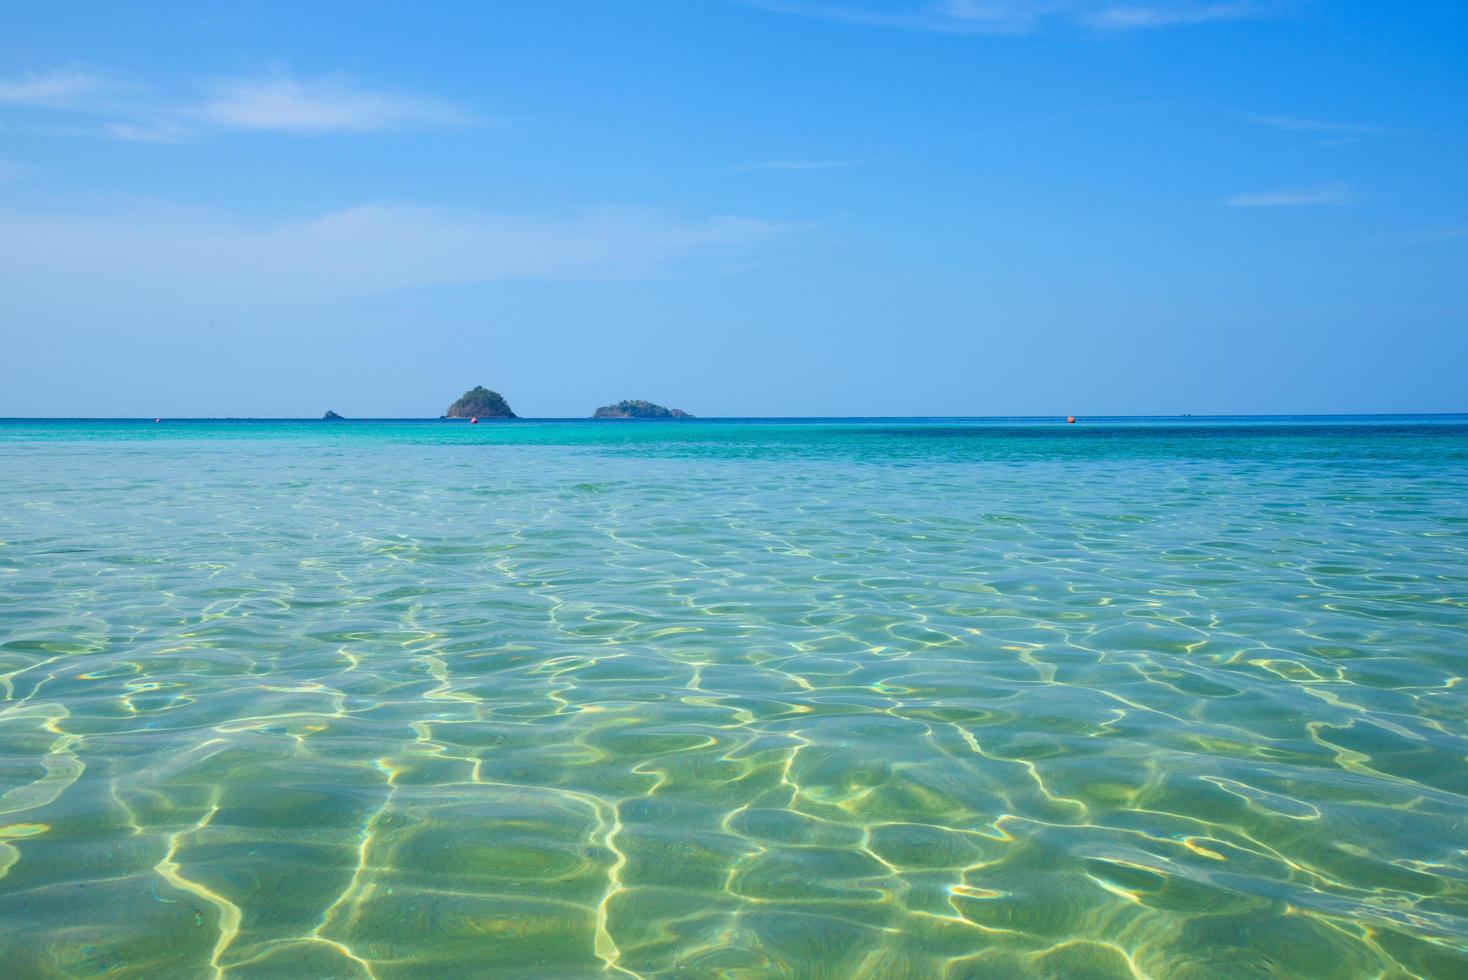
[1226, 183, 1354, 207]
[102, 119, 194, 144]
[0, 159, 36, 181]
[739, 159, 864, 171]
[1250, 114, 1396, 136]
[0, 68, 472, 141]
[195, 77, 470, 134]
[741, 1, 981, 33]
[0, 68, 111, 107]
[1086, 3, 1258, 29]
[741, 0, 1271, 33]
[1392, 225, 1468, 247]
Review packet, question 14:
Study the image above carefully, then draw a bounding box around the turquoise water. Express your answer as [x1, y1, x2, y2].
[1, 416, 1466, 977]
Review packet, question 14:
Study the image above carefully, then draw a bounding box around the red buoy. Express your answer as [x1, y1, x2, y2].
[1066, 416, 1077, 424]
[470, 417, 479, 424]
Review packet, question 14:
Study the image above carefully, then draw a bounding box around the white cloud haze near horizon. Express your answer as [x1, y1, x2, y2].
[0, 203, 790, 307]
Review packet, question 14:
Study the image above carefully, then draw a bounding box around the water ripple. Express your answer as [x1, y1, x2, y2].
[0, 419, 1465, 976]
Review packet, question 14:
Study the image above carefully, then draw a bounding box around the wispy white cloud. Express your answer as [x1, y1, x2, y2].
[1394, 225, 1468, 246]
[739, 158, 863, 172]
[1085, 2, 1257, 29]
[741, 1, 976, 32]
[1249, 114, 1396, 136]
[102, 119, 195, 144]
[0, 203, 792, 306]
[0, 68, 111, 108]
[741, 0, 1271, 33]
[1226, 182, 1354, 207]
[0, 159, 36, 181]
[195, 77, 469, 134]
[0, 68, 471, 141]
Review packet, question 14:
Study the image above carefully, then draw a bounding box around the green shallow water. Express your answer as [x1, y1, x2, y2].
[1, 417, 1466, 978]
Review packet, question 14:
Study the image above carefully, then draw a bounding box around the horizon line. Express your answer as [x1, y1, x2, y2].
[3, 413, 1466, 422]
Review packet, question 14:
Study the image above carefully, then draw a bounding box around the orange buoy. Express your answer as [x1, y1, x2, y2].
[1066, 416, 1077, 424]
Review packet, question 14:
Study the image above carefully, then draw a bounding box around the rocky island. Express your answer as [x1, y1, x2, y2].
[323, 410, 344, 420]
[593, 399, 692, 419]
[445, 386, 516, 419]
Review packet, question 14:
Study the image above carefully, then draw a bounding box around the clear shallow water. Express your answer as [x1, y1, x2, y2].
[1, 416, 1466, 978]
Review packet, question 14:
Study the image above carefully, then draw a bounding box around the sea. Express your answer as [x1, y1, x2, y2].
[1, 416, 1465, 977]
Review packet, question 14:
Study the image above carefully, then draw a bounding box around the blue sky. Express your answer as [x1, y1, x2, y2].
[1, 0, 1464, 417]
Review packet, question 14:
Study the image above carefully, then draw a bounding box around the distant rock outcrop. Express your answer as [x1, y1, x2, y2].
[445, 386, 516, 419]
[323, 410, 344, 420]
[593, 399, 692, 419]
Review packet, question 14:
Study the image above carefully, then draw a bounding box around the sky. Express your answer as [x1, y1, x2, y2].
[1, 0, 1465, 417]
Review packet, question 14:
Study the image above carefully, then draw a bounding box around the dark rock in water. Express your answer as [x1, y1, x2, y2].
[322, 410, 344, 420]
[593, 399, 692, 419]
[445, 386, 516, 419]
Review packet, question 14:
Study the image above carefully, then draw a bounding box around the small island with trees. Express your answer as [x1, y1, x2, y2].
[593, 399, 692, 419]
[445, 386, 517, 419]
